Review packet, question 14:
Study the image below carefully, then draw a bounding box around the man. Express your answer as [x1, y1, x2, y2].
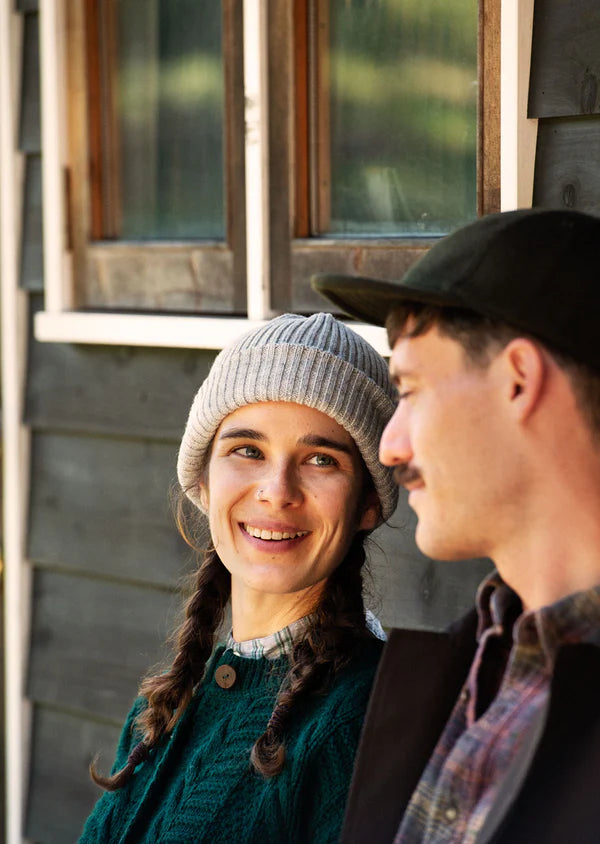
[313, 208, 600, 843]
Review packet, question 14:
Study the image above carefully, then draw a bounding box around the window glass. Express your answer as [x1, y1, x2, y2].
[323, 0, 477, 236]
[101, 0, 224, 240]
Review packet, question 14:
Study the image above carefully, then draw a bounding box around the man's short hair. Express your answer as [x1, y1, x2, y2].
[386, 301, 600, 438]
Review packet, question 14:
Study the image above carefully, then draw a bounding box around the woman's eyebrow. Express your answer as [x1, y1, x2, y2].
[218, 427, 266, 441]
[299, 434, 353, 455]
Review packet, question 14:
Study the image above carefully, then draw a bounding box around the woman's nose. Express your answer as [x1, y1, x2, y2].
[379, 405, 413, 467]
[256, 463, 303, 508]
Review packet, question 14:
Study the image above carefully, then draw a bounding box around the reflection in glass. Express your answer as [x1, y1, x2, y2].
[324, 0, 477, 236]
[104, 0, 224, 240]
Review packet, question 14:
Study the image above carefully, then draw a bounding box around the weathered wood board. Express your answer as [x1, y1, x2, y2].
[27, 430, 202, 586]
[533, 117, 600, 215]
[19, 12, 40, 152]
[20, 154, 43, 291]
[25, 706, 121, 844]
[27, 569, 179, 720]
[26, 331, 217, 440]
[529, 0, 600, 118]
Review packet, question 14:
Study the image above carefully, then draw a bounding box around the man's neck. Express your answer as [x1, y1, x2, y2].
[494, 501, 600, 611]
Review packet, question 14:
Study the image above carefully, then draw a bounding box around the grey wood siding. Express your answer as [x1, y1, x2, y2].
[24, 319, 216, 839]
[27, 570, 177, 721]
[26, 337, 215, 440]
[530, 0, 600, 216]
[25, 708, 121, 844]
[28, 430, 190, 586]
[19, 12, 40, 152]
[529, 0, 600, 119]
[533, 117, 600, 212]
[20, 154, 43, 291]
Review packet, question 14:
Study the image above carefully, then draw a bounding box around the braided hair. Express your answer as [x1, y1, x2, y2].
[250, 533, 370, 776]
[90, 497, 373, 789]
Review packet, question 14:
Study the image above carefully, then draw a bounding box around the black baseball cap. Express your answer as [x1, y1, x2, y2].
[312, 208, 600, 369]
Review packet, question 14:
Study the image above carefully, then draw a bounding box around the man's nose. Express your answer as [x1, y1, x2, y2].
[379, 405, 413, 467]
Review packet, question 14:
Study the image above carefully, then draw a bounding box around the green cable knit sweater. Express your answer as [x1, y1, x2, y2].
[79, 638, 383, 843]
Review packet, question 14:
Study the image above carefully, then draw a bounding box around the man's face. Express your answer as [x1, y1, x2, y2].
[380, 322, 512, 561]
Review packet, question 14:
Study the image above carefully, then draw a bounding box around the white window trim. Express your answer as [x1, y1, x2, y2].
[500, 0, 538, 211]
[34, 0, 535, 354]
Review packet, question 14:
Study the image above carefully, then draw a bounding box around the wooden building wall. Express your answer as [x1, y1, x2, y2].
[11, 0, 600, 840]
[530, 0, 600, 212]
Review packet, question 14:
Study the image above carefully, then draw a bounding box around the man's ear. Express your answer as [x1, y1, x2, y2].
[502, 338, 546, 421]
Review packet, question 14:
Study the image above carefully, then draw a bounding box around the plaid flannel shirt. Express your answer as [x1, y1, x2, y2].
[226, 608, 386, 660]
[395, 572, 600, 844]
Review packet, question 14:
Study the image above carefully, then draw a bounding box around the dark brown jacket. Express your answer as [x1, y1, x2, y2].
[342, 610, 600, 843]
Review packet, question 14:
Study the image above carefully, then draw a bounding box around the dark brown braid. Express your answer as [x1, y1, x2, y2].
[91, 475, 374, 788]
[90, 546, 231, 790]
[250, 533, 371, 777]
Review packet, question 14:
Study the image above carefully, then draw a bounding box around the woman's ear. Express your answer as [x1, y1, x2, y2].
[198, 482, 209, 511]
[358, 492, 380, 533]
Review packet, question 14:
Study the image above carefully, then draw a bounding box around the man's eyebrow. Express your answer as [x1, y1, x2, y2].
[299, 434, 353, 455]
[218, 427, 266, 442]
[388, 365, 414, 384]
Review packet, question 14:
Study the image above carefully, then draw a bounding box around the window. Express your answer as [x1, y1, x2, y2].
[37, 0, 501, 342]
[302, 1, 479, 238]
[88, 0, 226, 241]
[67, 0, 245, 313]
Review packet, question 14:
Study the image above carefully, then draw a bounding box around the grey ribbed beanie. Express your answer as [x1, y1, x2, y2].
[177, 313, 398, 522]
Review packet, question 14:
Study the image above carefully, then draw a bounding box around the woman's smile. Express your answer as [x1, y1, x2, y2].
[241, 523, 310, 541]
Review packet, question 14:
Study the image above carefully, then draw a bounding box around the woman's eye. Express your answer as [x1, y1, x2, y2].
[398, 391, 413, 402]
[233, 445, 262, 459]
[308, 453, 336, 467]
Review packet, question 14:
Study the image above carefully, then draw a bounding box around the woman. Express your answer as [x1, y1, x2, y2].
[80, 312, 398, 843]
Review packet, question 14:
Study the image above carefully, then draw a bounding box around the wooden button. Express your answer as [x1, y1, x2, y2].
[215, 664, 237, 689]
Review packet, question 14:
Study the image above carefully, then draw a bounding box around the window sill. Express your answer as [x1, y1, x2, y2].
[33, 311, 390, 355]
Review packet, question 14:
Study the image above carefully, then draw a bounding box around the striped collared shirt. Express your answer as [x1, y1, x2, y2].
[395, 572, 600, 844]
[226, 609, 386, 660]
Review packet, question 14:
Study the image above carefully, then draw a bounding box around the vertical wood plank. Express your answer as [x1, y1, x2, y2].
[312, 0, 331, 233]
[267, 0, 292, 311]
[19, 11, 40, 153]
[20, 154, 43, 290]
[478, 0, 501, 214]
[293, 0, 310, 238]
[223, 0, 248, 311]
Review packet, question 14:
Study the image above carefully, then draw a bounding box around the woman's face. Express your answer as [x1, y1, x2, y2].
[198, 402, 379, 601]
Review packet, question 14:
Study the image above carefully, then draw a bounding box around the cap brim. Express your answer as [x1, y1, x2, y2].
[311, 274, 457, 327]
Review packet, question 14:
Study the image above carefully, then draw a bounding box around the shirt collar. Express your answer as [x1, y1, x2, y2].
[226, 615, 312, 660]
[476, 569, 600, 665]
[226, 608, 386, 660]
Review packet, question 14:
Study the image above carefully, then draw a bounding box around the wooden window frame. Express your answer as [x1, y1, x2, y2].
[270, 0, 504, 315]
[67, 0, 246, 314]
[35, 0, 533, 353]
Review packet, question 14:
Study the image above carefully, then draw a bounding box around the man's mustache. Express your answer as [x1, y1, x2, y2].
[393, 464, 423, 488]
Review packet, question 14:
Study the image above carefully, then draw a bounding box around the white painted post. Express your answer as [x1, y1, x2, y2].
[0, 3, 27, 842]
[243, 0, 272, 321]
[39, 0, 72, 311]
[500, 0, 538, 210]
